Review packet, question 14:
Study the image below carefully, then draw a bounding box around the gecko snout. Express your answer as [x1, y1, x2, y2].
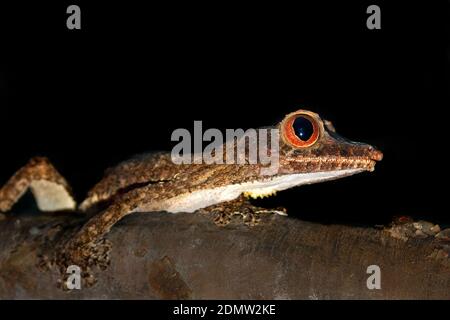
[368, 146, 383, 162]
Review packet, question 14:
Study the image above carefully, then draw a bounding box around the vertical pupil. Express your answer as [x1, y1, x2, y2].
[293, 116, 314, 141]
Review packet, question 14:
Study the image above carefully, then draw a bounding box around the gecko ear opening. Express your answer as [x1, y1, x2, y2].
[281, 110, 321, 148]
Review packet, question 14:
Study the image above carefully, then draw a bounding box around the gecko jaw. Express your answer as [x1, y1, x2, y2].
[282, 156, 380, 173]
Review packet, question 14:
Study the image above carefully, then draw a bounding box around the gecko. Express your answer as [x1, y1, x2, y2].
[0, 109, 382, 272]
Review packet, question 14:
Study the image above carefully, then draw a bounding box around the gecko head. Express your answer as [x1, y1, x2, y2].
[235, 109, 382, 201]
[276, 109, 383, 175]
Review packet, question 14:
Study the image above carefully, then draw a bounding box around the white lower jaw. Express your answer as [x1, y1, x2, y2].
[147, 168, 364, 214]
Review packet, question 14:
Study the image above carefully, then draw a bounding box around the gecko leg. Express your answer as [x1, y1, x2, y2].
[0, 157, 76, 213]
[199, 194, 287, 227]
[58, 187, 284, 274]
[58, 185, 152, 270]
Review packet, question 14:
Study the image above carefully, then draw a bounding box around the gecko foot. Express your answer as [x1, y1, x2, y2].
[199, 194, 287, 227]
[213, 210, 261, 227]
[28, 215, 112, 289]
[54, 238, 112, 288]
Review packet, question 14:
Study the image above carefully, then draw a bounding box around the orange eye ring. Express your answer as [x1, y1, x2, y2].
[282, 112, 320, 148]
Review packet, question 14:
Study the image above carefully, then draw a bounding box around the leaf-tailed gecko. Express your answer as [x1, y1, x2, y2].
[0, 109, 382, 270]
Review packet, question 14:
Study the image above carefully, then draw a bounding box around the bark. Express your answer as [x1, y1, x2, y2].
[0, 209, 449, 299]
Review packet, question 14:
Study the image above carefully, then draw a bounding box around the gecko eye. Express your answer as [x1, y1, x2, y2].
[293, 117, 314, 141]
[282, 113, 320, 148]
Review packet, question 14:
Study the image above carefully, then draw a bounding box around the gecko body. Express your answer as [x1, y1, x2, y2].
[0, 109, 382, 271]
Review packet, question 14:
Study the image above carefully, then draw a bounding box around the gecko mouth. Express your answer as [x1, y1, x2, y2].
[283, 145, 383, 173]
[319, 156, 381, 172]
[284, 152, 383, 173]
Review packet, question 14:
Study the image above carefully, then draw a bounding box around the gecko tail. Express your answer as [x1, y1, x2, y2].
[0, 157, 77, 213]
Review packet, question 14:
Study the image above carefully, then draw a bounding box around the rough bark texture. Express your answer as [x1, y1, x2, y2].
[0, 210, 449, 299]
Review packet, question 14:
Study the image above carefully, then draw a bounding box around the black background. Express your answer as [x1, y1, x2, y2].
[0, 1, 448, 226]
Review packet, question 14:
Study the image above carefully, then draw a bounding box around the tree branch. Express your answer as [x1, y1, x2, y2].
[0, 210, 449, 299]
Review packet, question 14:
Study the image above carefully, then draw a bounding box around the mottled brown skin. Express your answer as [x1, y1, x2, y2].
[0, 109, 382, 274]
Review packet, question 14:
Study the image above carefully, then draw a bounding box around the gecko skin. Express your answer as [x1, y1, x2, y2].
[0, 109, 382, 269]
